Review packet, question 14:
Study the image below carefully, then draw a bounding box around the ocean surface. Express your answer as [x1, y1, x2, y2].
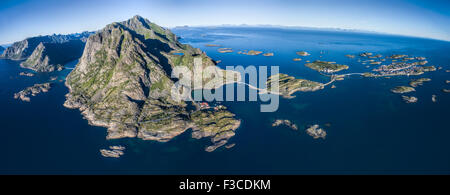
[1, 27, 449, 174]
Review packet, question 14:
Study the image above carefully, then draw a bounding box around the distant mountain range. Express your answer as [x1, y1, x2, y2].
[1, 32, 93, 72]
[172, 24, 381, 34]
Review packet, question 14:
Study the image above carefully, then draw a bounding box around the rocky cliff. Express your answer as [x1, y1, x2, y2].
[64, 15, 240, 151]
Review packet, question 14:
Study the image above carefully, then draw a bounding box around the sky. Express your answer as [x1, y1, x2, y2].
[0, 0, 449, 44]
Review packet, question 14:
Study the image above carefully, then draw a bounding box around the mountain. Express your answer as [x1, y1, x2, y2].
[20, 40, 86, 72]
[1, 32, 92, 61]
[64, 15, 240, 151]
[0, 46, 4, 53]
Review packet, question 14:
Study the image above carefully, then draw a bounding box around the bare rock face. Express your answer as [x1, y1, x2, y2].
[65, 15, 240, 152]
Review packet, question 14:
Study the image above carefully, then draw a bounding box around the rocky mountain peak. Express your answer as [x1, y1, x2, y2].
[131, 15, 148, 24]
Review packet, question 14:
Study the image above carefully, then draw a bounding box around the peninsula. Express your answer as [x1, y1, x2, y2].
[64, 16, 241, 152]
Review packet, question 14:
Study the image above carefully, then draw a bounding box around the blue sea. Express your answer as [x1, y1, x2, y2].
[1, 27, 449, 174]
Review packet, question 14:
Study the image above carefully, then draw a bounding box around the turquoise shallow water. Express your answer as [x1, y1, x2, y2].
[1, 27, 449, 174]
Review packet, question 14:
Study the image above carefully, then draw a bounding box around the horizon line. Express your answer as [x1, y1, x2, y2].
[169, 24, 450, 43]
[1, 23, 449, 46]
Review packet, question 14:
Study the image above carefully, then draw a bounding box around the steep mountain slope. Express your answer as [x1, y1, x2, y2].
[65, 16, 240, 151]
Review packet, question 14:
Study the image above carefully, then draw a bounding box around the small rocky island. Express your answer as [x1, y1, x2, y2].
[263, 52, 274, 57]
[306, 124, 327, 139]
[14, 83, 52, 102]
[205, 44, 221, 47]
[296, 51, 310, 56]
[409, 78, 431, 87]
[345, 54, 355, 58]
[238, 50, 263, 56]
[265, 73, 324, 98]
[305, 60, 349, 73]
[402, 95, 418, 103]
[272, 119, 298, 130]
[218, 48, 233, 53]
[100, 145, 126, 158]
[225, 143, 236, 149]
[391, 86, 415, 94]
[19, 72, 34, 77]
[359, 52, 373, 57]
